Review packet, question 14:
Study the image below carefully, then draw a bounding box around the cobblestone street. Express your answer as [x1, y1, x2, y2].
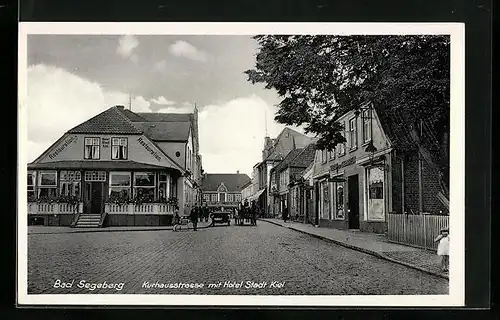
[28, 221, 448, 295]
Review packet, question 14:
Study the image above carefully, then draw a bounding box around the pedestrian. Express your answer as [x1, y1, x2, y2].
[434, 228, 449, 272]
[204, 204, 209, 222]
[172, 207, 180, 232]
[283, 206, 288, 222]
[190, 203, 199, 231]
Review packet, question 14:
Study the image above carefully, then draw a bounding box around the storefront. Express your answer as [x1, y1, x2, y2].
[27, 163, 184, 227]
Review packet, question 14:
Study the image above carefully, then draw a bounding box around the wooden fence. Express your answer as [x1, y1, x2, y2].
[387, 213, 449, 251]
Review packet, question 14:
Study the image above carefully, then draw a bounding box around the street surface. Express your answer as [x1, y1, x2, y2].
[28, 221, 448, 295]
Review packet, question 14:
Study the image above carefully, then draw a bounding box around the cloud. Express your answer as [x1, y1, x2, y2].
[25, 64, 152, 162]
[116, 35, 139, 62]
[169, 40, 207, 62]
[151, 96, 175, 106]
[153, 60, 167, 73]
[198, 95, 289, 175]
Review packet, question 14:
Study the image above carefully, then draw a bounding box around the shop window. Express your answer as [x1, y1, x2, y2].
[111, 138, 128, 160]
[158, 173, 171, 202]
[367, 167, 385, 221]
[349, 117, 357, 150]
[59, 170, 81, 198]
[335, 183, 345, 219]
[109, 172, 131, 201]
[320, 180, 330, 219]
[134, 172, 156, 202]
[27, 172, 35, 201]
[84, 137, 100, 159]
[38, 171, 57, 199]
[362, 110, 372, 143]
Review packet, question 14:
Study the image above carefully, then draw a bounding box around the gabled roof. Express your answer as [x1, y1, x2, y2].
[134, 122, 191, 142]
[201, 173, 252, 192]
[289, 143, 316, 168]
[272, 148, 304, 173]
[68, 106, 143, 135]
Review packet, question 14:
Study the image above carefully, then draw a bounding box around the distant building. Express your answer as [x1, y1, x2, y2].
[253, 127, 312, 217]
[201, 172, 251, 210]
[27, 105, 203, 227]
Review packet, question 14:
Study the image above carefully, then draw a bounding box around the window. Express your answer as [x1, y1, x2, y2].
[320, 180, 330, 219]
[59, 171, 81, 198]
[211, 194, 217, 202]
[349, 118, 357, 150]
[84, 171, 106, 181]
[219, 193, 226, 202]
[134, 172, 156, 201]
[329, 150, 335, 160]
[111, 138, 128, 160]
[367, 167, 385, 221]
[109, 172, 131, 201]
[321, 149, 327, 163]
[158, 173, 171, 201]
[38, 171, 57, 198]
[235, 194, 241, 202]
[362, 110, 372, 143]
[338, 131, 346, 156]
[203, 194, 210, 202]
[227, 194, 234, 202]
[334, 183, 345, 219]
[84, 138, 100, 159]
[27, 172, 35, 200]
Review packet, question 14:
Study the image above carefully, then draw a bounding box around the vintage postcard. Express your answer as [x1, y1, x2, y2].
[17, 22, 465, 306]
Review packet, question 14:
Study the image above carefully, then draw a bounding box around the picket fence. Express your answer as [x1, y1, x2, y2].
[387, 213, 449, 250]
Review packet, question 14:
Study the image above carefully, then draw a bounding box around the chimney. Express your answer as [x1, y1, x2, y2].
[237, 170, 240, 174]
[116, 105, 125, 110]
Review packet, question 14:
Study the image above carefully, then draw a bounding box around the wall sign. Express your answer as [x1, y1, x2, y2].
[330, 156, 356, 172]
[48, 136, 77, 160]
[102, 138, 110, 148]
[137, 137, 162, 161]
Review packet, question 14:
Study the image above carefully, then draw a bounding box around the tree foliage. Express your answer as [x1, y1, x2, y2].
[245, 35, 450, 196]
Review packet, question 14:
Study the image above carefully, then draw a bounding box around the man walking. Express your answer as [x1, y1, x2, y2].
[190, 203, 199, 231]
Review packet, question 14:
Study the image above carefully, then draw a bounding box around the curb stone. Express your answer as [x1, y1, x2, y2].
[29, 221, 213, 235]
[261, 219, 449, 280]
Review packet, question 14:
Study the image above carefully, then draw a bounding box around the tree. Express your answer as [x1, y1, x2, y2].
[245, 35, 450, 199]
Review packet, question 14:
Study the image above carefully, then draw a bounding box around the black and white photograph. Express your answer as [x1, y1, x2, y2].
[17, 23, 465, 306]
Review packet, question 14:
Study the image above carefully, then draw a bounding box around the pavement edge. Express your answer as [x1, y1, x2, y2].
[261, 219, 449, 280]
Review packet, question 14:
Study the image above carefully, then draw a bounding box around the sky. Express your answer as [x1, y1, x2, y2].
[26, 35, 306, 176]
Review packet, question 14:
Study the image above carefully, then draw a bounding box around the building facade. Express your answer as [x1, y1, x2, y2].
[310, 102, 447, 234]
[27, 105, 203, 227]
[201, 173, 251, 210]
[254, 128, 312, 217]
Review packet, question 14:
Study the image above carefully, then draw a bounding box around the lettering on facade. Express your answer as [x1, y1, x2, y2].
[137, 137, 162, 161]
[48, 136, 77, 160]
[330, 156, 356, 172]
[102, 138, 110, 148]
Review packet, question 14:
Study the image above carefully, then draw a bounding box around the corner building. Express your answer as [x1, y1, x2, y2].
[27, 105, 203, 227]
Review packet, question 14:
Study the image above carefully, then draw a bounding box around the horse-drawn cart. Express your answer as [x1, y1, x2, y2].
[235, 207, 257, 226]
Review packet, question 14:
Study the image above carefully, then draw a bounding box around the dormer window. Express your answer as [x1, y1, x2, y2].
[112, 138, 128, 160]
[84, 138, 100, 159]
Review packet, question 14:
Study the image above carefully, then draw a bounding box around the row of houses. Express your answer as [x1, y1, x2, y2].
[246, 102, 449, 237]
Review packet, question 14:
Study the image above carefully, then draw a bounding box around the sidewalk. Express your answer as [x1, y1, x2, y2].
[28, 219, 213, 235]
[261, 218, 448, 280]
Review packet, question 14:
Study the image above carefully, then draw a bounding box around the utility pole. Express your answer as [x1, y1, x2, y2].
[265, 108, 268, 137]
[128, 92, 132, 111]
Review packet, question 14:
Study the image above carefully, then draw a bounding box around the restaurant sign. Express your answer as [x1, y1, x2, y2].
[330, 156, 356, 172]
[137, 137, 162, 162]
[48, 136, 77, 160]
[102, 138, 110, 148]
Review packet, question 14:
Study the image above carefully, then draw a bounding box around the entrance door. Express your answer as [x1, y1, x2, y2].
[84, 182, 104, 214]
[347, 175, 360, 229]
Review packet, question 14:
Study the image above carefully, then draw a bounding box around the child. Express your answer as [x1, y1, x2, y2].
[172, 208, 180, 232]
[434, 228, 449, 272]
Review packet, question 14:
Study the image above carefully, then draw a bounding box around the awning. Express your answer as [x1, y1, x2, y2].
[27, 160, 176, 171]
[250, 188, 266, 201]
